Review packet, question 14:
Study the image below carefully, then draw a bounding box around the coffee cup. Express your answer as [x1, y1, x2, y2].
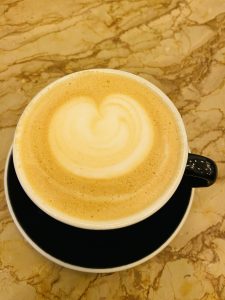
[12, 69, 217, 230]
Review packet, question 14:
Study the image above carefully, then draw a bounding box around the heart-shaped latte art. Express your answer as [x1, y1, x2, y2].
[49, 94, 153, 179]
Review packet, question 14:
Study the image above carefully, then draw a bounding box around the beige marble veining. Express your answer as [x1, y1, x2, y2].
[0, 0, 225, 299]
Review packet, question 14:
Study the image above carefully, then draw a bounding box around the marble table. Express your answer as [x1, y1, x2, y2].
[0, 0, 224, 299]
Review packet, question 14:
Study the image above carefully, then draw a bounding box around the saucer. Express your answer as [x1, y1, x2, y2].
[4, 150, 194, 273]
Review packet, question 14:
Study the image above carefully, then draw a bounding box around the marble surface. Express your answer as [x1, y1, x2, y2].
[0, 0, 224, 299]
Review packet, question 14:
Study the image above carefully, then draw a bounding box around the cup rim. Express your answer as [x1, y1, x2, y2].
[13, 68, 189, 230]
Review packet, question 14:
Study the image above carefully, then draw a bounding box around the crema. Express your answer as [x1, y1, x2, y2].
[13, 70, 185, 223]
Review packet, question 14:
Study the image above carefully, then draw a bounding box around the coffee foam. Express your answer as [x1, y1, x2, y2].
[14, 71, 185, 223]
[49, 94, 153, 179]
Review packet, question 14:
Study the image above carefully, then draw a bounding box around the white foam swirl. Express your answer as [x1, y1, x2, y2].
[49, 94, 153, 178]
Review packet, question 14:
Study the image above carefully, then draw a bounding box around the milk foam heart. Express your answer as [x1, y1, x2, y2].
[49, 94, 153, 178]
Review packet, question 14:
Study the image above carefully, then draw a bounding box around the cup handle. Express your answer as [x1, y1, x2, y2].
[184, 153, 218, 187]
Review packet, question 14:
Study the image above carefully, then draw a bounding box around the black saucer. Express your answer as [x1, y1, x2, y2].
[5, 152, 193, 272]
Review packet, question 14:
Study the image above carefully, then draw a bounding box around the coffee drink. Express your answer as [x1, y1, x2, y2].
[13, 70, 186, 225]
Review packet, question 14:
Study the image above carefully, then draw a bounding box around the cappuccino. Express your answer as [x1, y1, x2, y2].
[13, 70, 186, 226]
